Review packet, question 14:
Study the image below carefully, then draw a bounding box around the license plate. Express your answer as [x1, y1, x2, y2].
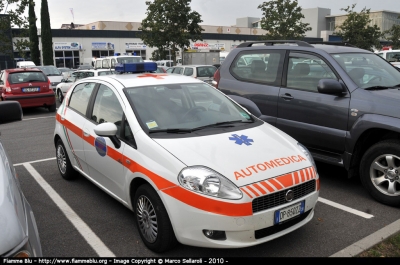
[274, 201, 305, 224]
[22, 87, 40, 92]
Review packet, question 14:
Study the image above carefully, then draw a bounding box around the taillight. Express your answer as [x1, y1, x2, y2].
[213, 68, 220, 88]
[4, 79, 11, 93]
[48, 79, 51, 86]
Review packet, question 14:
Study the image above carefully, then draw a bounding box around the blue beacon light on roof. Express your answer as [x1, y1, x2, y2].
[115, 62, 158, 73]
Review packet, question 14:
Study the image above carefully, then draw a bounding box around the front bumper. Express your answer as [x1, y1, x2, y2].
[161, 188, 319, 248]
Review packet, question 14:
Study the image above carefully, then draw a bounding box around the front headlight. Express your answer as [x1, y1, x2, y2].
[178, 166, 242, 200]
[297, 143, 317, 170]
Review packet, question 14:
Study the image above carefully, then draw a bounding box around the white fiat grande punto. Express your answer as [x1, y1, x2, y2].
[53, 62, 320, 252]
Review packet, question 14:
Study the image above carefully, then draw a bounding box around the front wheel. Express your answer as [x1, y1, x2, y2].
[133, 184, 177, 252]
[360, 140, 400, 207]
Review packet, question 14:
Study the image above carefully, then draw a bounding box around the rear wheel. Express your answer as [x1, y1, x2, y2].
[360, 140, 400, 207]
[133, 184, 177, 252]
[57, 89, 64, 103]
[48, 103, 56, 112]
[56, 139, 78, 180]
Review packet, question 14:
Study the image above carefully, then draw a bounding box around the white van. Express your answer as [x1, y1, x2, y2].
[16, 61, 36, 68]
[376, 48, 400, 69]
[94, 55, 143, 69]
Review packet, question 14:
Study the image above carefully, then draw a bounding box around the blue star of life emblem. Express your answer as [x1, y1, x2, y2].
[229, 134, 254, 146]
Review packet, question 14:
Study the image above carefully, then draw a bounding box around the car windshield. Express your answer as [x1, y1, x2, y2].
[116, 57, 144, 63]
[8, 72, 47, 84]
[35, 66, 62, 76]
[125, 83, 253, 132]
[332, 53, 400, 89]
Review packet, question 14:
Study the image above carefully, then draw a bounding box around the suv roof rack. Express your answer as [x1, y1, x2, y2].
[236, 40, 313, 48]
[307, 41, 356, 47]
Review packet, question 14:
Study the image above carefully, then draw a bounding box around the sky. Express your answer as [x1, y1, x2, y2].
[5, 0, 400, 29]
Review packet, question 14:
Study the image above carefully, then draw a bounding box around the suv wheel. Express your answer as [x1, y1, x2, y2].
[360, 140, 400, 207]
[133, 184, 177, 252]
[57, 90, 64, 103]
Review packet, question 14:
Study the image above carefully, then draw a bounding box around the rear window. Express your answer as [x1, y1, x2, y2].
[196, 66, 216, 77]
[8, 72, 47, 84]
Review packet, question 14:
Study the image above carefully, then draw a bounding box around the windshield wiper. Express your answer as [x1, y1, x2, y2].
[46, 74, 61, 76]
[193, 120, 253, 130]
[149, 128, 194, 134]
[364, 86, 391, 90]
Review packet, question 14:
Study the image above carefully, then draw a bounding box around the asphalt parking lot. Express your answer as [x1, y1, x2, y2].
[1, 104, 400, 257]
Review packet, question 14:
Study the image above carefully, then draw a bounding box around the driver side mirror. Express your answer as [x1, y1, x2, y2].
[94, 122, 121, 149]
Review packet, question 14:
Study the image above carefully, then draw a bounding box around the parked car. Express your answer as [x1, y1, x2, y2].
[166, 67, 173, 73]
[376, 48, 400, 69]
[16, 61, 36, 68]
[94, 56, 143, 70]
[155, 66, 167, 73]
[53, 62, 319, 253]
[58, 67, 74, 79]
[0, 68, 56, 112]
[214, 40, 400, 207]
[169, 65, 217, 85]
[56, 69, 116, 103]
[33, 65, 64, 93]
[0, 101, 43, 257]
[77, 64, 94, 70]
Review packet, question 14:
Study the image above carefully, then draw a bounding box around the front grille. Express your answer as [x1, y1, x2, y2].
[255, 209, 312, 239]
[252, 180, 316, 213]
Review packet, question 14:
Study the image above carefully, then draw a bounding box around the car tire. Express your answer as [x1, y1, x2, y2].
[360, 140, 400, 207]
[48, 103, 56, 112]
[57, 89, 64, 103]
[56, 139, 78, 180]
[133, 184, 177, 253]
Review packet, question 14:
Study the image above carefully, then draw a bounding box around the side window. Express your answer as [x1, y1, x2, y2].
[102, 59, 110, 68]
[286, 52, 337, 92]
[69, 83, 96, 115]
[91, 84, 123, 135]
[95, 60, 102, 69]
[86, 72, 95, 77]
[173, 67, 183, 74]
[111, 59, 117, 68]
[231, 51, 282, 84]
[183, 68, 193, 76]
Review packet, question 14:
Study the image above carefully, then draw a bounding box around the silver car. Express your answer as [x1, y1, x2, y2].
[0, 101, 42, 257]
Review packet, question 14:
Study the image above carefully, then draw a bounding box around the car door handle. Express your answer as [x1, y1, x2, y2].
[83, 128, 90, 137]
[280, 93, 294, 100]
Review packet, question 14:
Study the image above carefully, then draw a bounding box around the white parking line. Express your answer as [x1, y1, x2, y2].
[23, 116, 55, 121]
[14, 157, 56, 167]
[318, 197, 374, 219]
[22, 163, 115, 257]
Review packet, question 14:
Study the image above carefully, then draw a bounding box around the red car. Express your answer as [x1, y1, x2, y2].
[0, 68, 56, 112]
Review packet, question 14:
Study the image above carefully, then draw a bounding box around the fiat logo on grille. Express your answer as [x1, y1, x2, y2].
[285, 190, 294, 202]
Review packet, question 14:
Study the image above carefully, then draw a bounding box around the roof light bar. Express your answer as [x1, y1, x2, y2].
[115, 62, 157, 74]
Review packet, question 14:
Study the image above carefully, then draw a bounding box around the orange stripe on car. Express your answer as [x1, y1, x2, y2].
[259, 181, 275, 193]
[252, 183, 267, 195]
[246, 185, 260, 197]
[241, 187, 254, 199]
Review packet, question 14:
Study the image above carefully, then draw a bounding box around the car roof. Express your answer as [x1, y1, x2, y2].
[80, 72, 205, 88]
[234, 41, 372, 54]
[5, 68, 42, 73]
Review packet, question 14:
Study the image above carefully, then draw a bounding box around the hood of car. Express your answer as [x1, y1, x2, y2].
[153, 123, 312, 187]
[355, 88, 400, 118]
[0, 142, 26, 255]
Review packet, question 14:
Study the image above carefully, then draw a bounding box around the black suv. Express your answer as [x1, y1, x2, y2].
[214, 40, 400, 207]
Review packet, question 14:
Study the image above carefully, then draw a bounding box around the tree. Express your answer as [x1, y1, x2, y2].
[41, 0, 53, 65]
[29, 0, 40, 65]
[334, 4, 382, 51]
[0, 0, 30, 61]
[139, 0, 204, 65]
[257, 0, 311, 40]
[383, 16, 400, 49]
[150, 48, 169, 61]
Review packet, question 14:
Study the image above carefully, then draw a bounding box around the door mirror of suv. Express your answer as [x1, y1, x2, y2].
[317, 79, 346, 95]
